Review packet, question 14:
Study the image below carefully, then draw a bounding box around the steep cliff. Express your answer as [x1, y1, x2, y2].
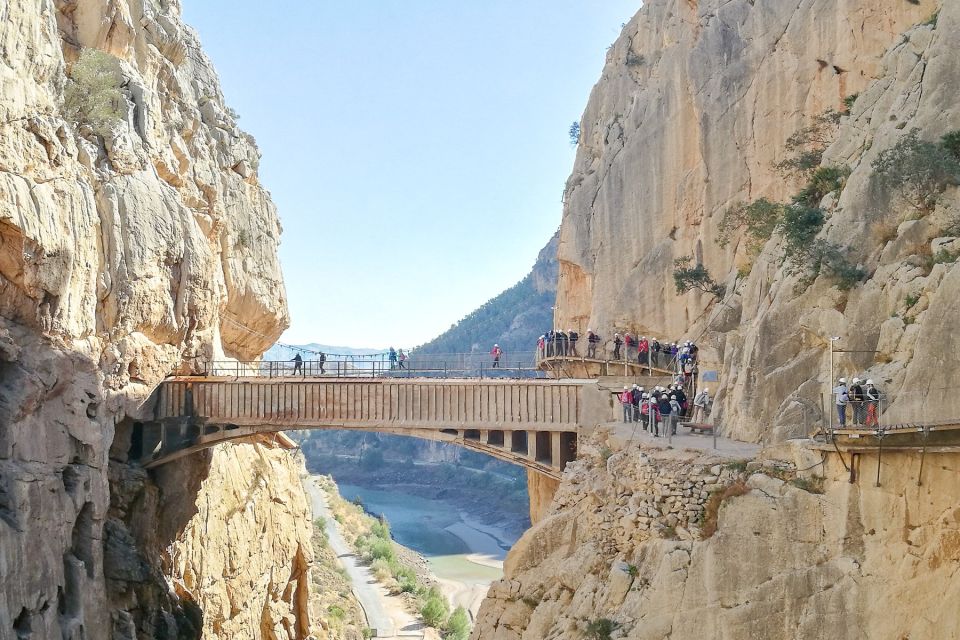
[474, 435, 960, 639]
[555, 0, 957, 442]
[0, 1, 312, 638]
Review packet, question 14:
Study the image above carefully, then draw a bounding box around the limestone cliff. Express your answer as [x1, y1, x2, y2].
[555, 0, 957, 442]
[0, 1, 313, 638]
[474, 435, 960, 639]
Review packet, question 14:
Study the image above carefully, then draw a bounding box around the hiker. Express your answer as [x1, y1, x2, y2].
[397, 349, 407, 369]
[638, 336, 649, 365]
[673, 385, 688, 417]
[613, 333, 623, 360]
[631, 385, 642, 422]
[292, 353, 303, 376]
[587, 330, 600, 358]
[620, 386, 633, 423]
[849, 378, 865, 425]
[651, 338, 661, 368]
[669, 395, 682, 434]
[865, 380, 881, 426]
[556, 330, 568, 357]
[833, 378, 849, 427]
[568, 329, 579, 356]
[537, 335, 545, 359]
[318, 351, 327, 375]
[491, 344, 502, 368]
[657, 394, 672, 437]
[624, 333, 634, 361]
[692, 388, 710, 423]
[388, 347, 398, 370]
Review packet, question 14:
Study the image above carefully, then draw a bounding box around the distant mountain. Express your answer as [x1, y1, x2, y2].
[413, 230, 558, 357]
[264, 343, 383, 361]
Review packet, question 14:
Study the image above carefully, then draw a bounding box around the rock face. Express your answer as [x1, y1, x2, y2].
[555, 0, 958, 441]
[473, 435, 960, 639]
[0, 1, 313, 638]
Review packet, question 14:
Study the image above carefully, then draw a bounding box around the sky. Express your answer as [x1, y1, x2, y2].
[182, 1, 640, 349]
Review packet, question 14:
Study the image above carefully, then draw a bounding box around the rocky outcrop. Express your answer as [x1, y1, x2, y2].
[554, 0, 957, 441]
[0, 1, 307, 638]
[474, 434, 960, 639]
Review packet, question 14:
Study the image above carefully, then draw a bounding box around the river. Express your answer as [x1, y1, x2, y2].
[338, 483, 515, 615]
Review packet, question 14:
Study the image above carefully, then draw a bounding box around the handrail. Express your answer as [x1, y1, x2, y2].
[193, 359, 548, 380]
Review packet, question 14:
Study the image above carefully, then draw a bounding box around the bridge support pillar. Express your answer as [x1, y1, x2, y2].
[551, 432, 562, 472]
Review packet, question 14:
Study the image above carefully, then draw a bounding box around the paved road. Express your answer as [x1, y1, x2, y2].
[304, 479, 424, 638]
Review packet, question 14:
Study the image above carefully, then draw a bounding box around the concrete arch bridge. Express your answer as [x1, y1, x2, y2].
[133, 376, 612, 481]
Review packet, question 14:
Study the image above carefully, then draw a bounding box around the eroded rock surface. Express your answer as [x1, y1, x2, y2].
[0, 1, 314, 638]
[555, 0, 958, 441]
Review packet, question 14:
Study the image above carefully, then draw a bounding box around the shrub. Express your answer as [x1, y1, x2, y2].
[569, 121, 581, 146]
[905, 293, 920, 309]
[673, 256, 725, 298]
[327, 604, 345, 620]
[843, 93, 859, 113]
[370, 520, 390, 540]
[817, 242, 867, 290]
[776, 110, 842, 176]
[444, 607, 471, 640]
[64, 48, 125, 137]
[872, 128, 960, 213]
[790, 476, 825, 494]
[923, 10, 939, 28]
[585, 618, 620, 640]
[420, 593, 449, 628]
[625, 52, 645, 66]
[791, 165, 850, 208]
[700, 480, 750, 539]
[779, 206, 826, 271]
[371, 558, 393, 582]
[626, 564, 639, 578]
[717, 198, 782, 253]
[941, 130, 960, 162]
[366, 538, 395, 562]
[931, 248, 959, 266]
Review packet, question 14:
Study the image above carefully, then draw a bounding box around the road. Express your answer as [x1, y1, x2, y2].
[304, 478, 425, 639]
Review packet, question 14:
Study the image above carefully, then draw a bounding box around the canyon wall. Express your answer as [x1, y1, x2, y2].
[0, 1, 316, 638]
[474, 435, 960, 639]
[555, 0, 958, 442]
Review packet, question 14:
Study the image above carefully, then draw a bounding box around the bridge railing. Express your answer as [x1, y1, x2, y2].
[201, 355, 547, 380]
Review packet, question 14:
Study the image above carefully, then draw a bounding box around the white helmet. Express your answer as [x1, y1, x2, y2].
[839, 377, 846, 383]
[670, 395, 677, 400]
[852, 377, 861, 384]
[704, 388, 709, 393]
[866, 379, 874, 385]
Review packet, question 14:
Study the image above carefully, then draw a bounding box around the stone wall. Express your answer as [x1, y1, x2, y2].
[473, 434, 960, 639]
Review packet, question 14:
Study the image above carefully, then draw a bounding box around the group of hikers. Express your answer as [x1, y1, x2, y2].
[619, 383, 712, 435]
[832, 377, 883, 427]
[537, 330, 700, 371]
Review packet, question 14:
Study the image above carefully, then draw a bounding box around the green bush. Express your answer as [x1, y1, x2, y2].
[420, 592, 449, 628]
[585, 618, 620, 640]
[923, 10, 939, 27]
[366, 538, 395, 562]
[64, 48, 124, 137]
[775, 110, 842, 177]
[672, 256, 724, 298]
[872, 128, 960, 213]
[779, 206, 826, 270]
[569, 121, 581, 146]
[843, 93, 859, 113]
[444, 606, 471, 640]
[371, 558, 393, 582]
[717, 197, 782, 253]
[625, 52, 645, 66]
[327, 604, 345, 620]
[370, 520, 390, 540]
[792, 166, 850, 208]
[941, 130, 960, 162]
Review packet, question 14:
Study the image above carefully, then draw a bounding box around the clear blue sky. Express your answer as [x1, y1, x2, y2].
[182, 1, 639, 349]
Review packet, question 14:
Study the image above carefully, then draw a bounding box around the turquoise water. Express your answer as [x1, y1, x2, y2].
[338, 483, 507, 584]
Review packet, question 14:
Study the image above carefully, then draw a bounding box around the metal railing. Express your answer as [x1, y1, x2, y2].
[199, 353, 546, 380]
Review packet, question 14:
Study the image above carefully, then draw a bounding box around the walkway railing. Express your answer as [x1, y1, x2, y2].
[200, 354, 546, 380]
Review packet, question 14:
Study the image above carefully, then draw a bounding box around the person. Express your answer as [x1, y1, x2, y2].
[865, 380, 881, 427]
[613, 333, 623, 360]
[673, 385, 688, 417]
[833, 377, 849, 427]
[620, 386, 633, 423]
[568, 329, 579, 356]
[491, 344, 502, 368]
[397, 349, 407, 369]
[692, 388, 710, 423]
[624, 333, 634, 361]
[388, 347, 398, 370]
[849, 377, 865, 425]
[658, 394, 673, 437]
[556, 330, 568, 357]
[669, 395, 682, 434]
[587, 330, 600, 358]
[631, 384, 642, 422]
[638, 336, 649, 365]
[545, 330, 555, 357]
[651, 338, 661, 368]
[644, 393, 661, 435]
[292, 353, 303, 376]
[318, 351, 327, 375]
[537, 335, 545, 359]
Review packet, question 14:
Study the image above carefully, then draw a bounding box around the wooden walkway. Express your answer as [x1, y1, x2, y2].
[135, 377, 591, 478]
